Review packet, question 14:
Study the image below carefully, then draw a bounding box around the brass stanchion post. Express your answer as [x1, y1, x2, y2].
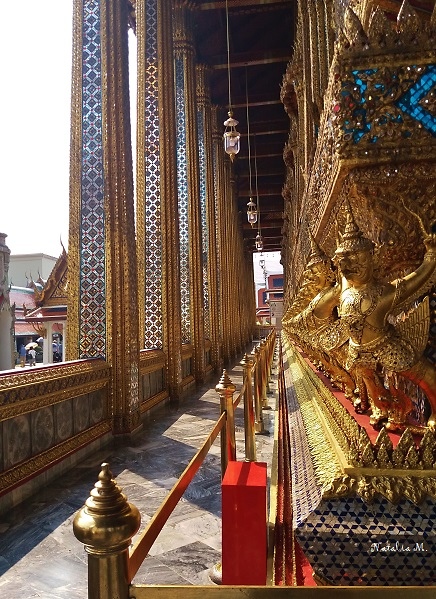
[210, 370, 237, 586]
[216, 369, 236, 478]
[241, 353, 256, 462]
[253, 347, 266, 434]
[73, 463, 141, 599]
[260, 340, 269, 408]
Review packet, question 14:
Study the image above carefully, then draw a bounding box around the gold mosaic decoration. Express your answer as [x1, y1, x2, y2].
[283, 333, 436, 505]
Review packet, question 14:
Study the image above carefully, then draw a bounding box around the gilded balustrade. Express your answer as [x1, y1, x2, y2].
[0, 353, 171, 512]
[74, 336, 277, 597]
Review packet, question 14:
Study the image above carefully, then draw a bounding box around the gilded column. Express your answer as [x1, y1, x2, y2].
[230, 172, 241, 357]
[197, 64, 221, 371]
[68, 0, 140, 433]
[136, 0, 164, 351]
[222, 161, 235, 363]
[173, 2, 206, 382]
[211, 106, 225, 365]
[160, 0, 183, 398]
[136, 0, 183, 400]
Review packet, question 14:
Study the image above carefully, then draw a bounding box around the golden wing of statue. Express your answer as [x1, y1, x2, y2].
[395, 296, 430, 357]
[391, 268, 436, 317]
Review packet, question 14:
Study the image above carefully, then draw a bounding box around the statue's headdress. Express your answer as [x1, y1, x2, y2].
[307, 230, 330, 268]
[335, 200, 374, 256]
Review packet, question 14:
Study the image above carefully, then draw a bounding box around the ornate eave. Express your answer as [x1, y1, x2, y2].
[32, 249, 68, 308]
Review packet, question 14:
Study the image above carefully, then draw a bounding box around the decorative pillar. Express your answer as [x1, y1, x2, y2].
[229, 172, 240, 359]
[211, 106, 226, 365]
[197, 64, 221, 372]
[221, 159, 234, 363]
[68, 0, 140, 432]
[241, 353, 256, 462]
[136, 0, 164, 352]
[173, 2, 206, 382]
[216, 370, 236, 478]
[136, 0, 183, 399]
[44, 321, 53, 364]
[61, 323, 67, 362]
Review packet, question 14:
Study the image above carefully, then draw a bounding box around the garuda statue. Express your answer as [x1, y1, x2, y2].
[284, 202, 436, 432]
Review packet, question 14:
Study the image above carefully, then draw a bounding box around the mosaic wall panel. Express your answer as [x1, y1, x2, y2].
[197, 109, 210, 340]
[175, 57, 191, 344]
[295, 495, 436, 586]
[0, 392, 106, 473]
[73, 394, 91, 433]
[182, 356, 192, 379]
[144, 0, 163, 350]
[79, 0, 106, 358]
[340, 64, 436, 145]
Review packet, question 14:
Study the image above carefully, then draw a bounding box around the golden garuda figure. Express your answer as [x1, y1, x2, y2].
[285, 202, 436, 432]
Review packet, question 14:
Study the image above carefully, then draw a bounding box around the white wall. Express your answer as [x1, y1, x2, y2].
[9, 254, 57, 287]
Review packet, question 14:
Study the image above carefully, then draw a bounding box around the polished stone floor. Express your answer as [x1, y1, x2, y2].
[0, 352, 277, 599]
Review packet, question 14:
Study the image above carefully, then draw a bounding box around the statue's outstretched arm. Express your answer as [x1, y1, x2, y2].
[312, 284, 341, 320]
[392, 234, 436, 314]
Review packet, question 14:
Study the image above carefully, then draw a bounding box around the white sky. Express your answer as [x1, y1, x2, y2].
[253, 251, 283, 288]
[1, 2, 73, 258]
[0, 2, 282, 283]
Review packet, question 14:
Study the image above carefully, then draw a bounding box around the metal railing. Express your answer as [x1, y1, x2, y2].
[73, 331, 277, 598]
[72, 329, 436, 597]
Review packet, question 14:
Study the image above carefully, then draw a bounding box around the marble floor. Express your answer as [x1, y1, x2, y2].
[0, 352, 278, 599]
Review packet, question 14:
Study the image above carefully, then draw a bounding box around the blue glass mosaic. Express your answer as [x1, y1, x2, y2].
[175, 57, 191, 344]
[296, 495, 436, 585]
[340, 64, 436, 144]
[80, 0, 106, 358]
[144, 0, 163, 350]
[197, 108, 210, 339]
[396, 65, 436, 137]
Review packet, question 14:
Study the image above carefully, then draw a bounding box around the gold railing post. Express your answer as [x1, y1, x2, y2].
[241, 353, 256, 462]
[265, 333, 274, 391]
[253, 347, 266, 434]
[216, 370, 236, 478]
[73, 463, 141, 599]
[260, 340, 269, 408]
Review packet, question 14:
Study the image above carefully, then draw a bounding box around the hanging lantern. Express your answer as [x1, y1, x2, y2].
[247, 198, 258, 226]
[223, 111, 240, 160]
[255, 234, 263, 251]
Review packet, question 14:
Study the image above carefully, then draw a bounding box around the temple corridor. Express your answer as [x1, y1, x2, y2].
[0, 353, 277, 598]
[1, 1, 436, 594]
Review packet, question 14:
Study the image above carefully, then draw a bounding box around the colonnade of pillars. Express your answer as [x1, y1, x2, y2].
[66, 0, 257, 434]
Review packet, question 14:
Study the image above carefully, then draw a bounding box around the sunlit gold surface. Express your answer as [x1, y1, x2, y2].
[0, 360, 110, 421]
[216, 370, 236, 477]
[284, 200, 436, 432]
[282, 1, 436, 434]
[282, 334, 436, 505]
[73, 463, 141, 598]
